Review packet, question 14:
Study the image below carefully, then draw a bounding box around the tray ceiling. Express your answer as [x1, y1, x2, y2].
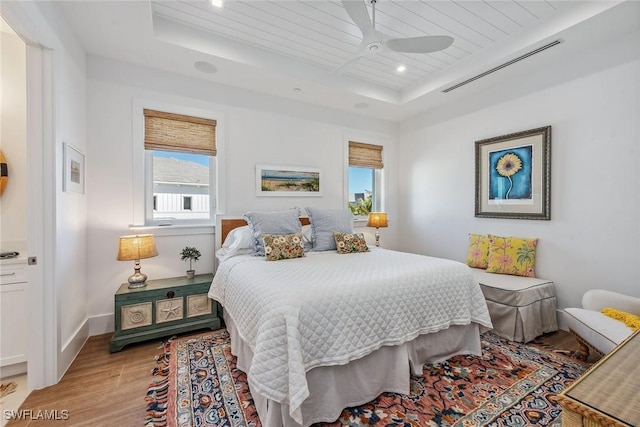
[56, 0, 634, 121]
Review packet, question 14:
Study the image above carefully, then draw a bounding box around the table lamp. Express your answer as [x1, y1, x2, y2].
[367, 212, 388, 247]
[117, 234, 158, 288]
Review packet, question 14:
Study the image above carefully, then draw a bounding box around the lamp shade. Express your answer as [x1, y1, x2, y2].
[367, 212, 388, 228]
[117, 234, 158, 261]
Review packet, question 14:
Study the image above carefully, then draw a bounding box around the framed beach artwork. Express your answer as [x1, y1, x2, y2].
[475, 126, 551, 220]
[63, 142, 85, 194]
[256, 164, 322, 197]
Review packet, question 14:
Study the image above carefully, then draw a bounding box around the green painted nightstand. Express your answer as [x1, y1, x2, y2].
[109, 273, 221, 352]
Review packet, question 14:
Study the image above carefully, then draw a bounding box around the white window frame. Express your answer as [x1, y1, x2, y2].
[144, 149, 215, 226]
[348, 166, 383, 219]
[373, 169, 383, 212]
[132, 99, 226, 228]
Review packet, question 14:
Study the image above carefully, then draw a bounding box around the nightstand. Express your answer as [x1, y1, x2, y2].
[109, 273, 221, 352]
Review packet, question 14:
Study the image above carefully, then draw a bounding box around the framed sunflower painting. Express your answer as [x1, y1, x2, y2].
[475, 126, 551, 220]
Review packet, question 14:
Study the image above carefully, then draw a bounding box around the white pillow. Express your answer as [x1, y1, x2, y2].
[216, 225, 254, 261]
[301, 224, 313, 251]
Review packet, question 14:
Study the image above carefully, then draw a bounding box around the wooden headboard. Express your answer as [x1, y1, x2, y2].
[220, 217, 311, 246]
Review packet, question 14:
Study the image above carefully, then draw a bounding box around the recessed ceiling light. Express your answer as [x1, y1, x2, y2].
[397, 65, 406, 72]
[194, 61, 218, 74]
[211, 0, 223, 8]
[354, 102, 369, 109]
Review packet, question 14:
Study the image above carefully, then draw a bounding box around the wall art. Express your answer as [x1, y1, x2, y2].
[256, 164, 322, 197]
[475, 126, 551, 219]
[63, 143, 85, 194]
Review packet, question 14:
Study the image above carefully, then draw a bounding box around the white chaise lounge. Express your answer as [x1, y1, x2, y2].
[563, 289, 640, 360]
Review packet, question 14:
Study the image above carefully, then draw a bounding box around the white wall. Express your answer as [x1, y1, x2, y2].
[0, 31, 27, 248]
[52, 32, 89, 379]
[86, 56, 399, 333]
[398, 36, 640, 313]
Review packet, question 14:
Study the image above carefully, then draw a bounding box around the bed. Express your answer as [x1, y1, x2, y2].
[209, 211, 492, 427]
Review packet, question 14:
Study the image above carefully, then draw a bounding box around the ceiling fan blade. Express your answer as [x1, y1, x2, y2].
[386, 35, 454, 53]
[341, 0, 377, 41]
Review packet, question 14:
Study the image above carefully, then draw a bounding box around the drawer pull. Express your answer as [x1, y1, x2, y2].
[166, 291, 175, 298]
[0, 272, 16, 277]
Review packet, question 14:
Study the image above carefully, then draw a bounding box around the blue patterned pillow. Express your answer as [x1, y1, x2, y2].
[243, 208, 302, 256]
[305, 207, 354, 251]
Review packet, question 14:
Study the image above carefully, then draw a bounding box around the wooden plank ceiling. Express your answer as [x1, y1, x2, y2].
[151, 0, 565, 92]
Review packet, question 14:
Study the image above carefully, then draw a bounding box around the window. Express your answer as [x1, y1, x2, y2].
[348, 141, 383, 216]
[143, 109, 217, 224]
[183, 196, 192, 211]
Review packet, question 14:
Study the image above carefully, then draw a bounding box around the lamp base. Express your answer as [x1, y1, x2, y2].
[127, 261, 148, 289]
[375, 228, 380, 247]
[127, 272, 148, 288]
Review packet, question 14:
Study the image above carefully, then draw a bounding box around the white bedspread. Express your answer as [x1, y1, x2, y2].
[208, 248, 492, 424]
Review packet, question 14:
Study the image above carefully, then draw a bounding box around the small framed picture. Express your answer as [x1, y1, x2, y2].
[256, 164, 322, 197]
[475, 126, 551, 220]
[63, 143, 85, 194]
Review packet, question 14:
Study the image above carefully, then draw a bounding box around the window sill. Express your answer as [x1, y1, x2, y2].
[353, 218, 368, 226]
[129, 223, 214, 237]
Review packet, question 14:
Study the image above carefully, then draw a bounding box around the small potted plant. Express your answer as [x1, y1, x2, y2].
[180, 246, 201, 279]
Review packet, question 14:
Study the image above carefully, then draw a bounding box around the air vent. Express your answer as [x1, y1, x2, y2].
[442, 40, 562, 93]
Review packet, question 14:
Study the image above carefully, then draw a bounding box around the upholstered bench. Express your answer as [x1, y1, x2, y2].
[471, 268, 558, 343]
[563, 289, 640, 360]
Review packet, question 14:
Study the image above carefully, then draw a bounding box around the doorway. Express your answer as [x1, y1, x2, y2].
[0, 16, 30, 414]
[0, 5, 56, 395]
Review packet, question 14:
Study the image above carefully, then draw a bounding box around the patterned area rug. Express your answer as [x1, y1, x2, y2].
[145, 329, 587, 427]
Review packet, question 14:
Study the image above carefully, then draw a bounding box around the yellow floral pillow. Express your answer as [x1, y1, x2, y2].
[601, 308, 640, 331]
[486, 235, 538, 277]
[262, 233, 305, 261]
[466, 234, 490, 269]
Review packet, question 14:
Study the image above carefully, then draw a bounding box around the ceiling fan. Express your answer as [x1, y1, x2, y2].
[337, 0, 454, 71]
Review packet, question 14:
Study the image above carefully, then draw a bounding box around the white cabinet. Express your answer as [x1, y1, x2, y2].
[0, 258, 27, 377]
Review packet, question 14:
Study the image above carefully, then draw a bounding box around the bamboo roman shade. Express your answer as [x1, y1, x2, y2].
[143, 109, 217, 156]
[349, 141, 383, 169]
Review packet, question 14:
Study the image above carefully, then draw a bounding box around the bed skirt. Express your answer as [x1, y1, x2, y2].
[224, 312, 482, 427]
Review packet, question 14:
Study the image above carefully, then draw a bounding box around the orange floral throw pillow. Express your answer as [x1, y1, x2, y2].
[486, 235, 538, 277]
[466, 234, 490, 269]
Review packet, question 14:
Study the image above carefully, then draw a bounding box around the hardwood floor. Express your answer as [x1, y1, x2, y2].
[4, 329, 593, 426]
[5, 333, 164, 427]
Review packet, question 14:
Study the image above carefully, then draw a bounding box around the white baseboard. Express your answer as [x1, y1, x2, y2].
[88, 313, 114, 336]
[0, 362, 27, 379]
[58, 320, 89, 382]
